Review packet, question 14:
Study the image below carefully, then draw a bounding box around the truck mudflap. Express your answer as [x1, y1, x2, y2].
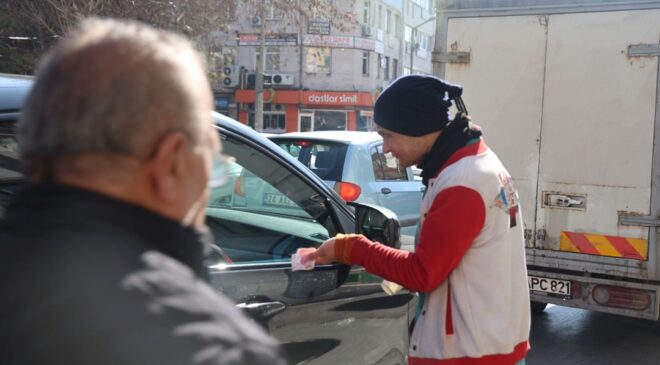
[559, 231, 648, 261]
[528, 269, 660, 320]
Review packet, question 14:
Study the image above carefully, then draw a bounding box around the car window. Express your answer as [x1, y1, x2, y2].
[206, 133, 337, 264]
[273, 139, 347, 181]
[0, 121, 23, 219]
[371, 145, 407, 181]
[0, 121, 22, 181]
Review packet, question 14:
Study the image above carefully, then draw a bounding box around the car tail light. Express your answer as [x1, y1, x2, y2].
[234, 177, 245, 197]
[592, 285, 651, 311]
[294, 141, 312, 147]
[334, 182, 361, 202]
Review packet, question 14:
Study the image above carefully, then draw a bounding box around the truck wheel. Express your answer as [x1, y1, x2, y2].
[530, 301, 548, 314]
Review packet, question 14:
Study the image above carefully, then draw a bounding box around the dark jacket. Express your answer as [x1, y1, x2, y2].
[0, 184, 283, 365]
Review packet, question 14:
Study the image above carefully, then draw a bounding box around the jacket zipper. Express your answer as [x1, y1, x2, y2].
[445, 283, 454, 335]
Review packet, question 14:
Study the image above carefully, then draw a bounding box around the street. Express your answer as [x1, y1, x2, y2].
[528, 305, 660, 364]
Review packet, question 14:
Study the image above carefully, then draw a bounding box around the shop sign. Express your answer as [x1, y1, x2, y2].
[375, 40, 385, 54]
[239, 33, 298, 46]
[303, 92, 369, 106]
[307, 20, 331, 35]
[302, 35, 354, 48]
[354, 37, 376, 51]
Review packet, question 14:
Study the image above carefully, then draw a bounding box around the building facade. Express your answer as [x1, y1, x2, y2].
[209, 0, 436, 133]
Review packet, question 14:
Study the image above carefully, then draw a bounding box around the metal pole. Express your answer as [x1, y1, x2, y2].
[410, 31, 415, 74]
[255, 5, 265, 132]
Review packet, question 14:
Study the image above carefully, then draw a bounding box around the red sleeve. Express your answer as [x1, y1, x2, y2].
[349, 186, 486, 292]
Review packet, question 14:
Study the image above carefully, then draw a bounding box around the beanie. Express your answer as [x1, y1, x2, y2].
[374, 75, 464, 137]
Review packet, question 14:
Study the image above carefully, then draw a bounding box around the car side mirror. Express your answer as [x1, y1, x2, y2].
[348, 202, 401, 249]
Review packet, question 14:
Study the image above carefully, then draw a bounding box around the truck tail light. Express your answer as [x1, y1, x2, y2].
[334, 182, 361, 202]
[592, 285, 651, 311]
[571, 281, 582, 298]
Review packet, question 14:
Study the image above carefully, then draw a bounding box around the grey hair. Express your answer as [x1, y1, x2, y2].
[18, 18, 210, 165]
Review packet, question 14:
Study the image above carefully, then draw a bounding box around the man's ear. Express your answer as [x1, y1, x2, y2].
[148, 131, 188, 203]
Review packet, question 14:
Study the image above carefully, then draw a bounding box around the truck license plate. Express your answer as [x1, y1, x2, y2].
[528, 276, 571, 297]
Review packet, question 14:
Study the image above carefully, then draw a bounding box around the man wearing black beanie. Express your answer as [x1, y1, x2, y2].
[308, 75, 531, 365]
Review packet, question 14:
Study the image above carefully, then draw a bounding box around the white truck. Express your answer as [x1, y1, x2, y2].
[433, 0, 660, 319]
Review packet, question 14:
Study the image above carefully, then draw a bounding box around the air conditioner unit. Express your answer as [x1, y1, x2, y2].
[263, 74, 273, 85]
[361, 24, 372, 37]
[220, 65, 239, 87]
[269, 73, 294, 86]
[245, 73, 293, 87]
[251, 15, 262, 27]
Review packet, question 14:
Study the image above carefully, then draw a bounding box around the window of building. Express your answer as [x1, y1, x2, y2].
[313, 110, 347, 131]
[385, 9, 392, 34]
[362, 52, 370, 76]
[384, 56, 390, 80]
[394, 14, 400, 38]
[256, 47, 280, 72]
[377, 54, 382, 79]
[392, 58, 398, 79]
[378, 5, 382, 29]
[363, 1, 370, 24]
[248, 104, 286, 134]
[418, 33, 430, 53]
[357, 111, 373, 131]
[248, 115, 285, 134]
[412, 0, 429, 10]
[305, 47, 332, 74]
[404, 26, 412, 53]
[371, 145, 407, 181]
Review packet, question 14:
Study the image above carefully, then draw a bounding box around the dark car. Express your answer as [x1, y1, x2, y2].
[0, 74, 32, 217]
[0, 75, 416, 365]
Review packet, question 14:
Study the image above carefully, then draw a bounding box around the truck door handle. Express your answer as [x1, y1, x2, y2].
[381, 187, 392, 194]
[236, 300, 287, 318]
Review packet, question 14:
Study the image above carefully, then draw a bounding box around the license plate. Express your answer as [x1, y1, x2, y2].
[528, 275, 571, 297]
[262, 193, 297, 208]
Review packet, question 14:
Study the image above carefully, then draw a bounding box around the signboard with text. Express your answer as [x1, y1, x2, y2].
[238, 33, 298, 46]
[302, 35, 354, 48]
[354, 38, 376, 51]
[302, 91, 372, 106]
[307, 20, 331, 35]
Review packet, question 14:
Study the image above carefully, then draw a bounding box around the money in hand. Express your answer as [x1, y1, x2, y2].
[292, 247, 316, 271]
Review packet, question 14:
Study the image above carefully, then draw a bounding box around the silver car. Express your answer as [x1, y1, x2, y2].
[269, 131, 424, 238]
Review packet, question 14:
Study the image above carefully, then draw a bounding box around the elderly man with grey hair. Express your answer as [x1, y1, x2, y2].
[0, 18, 283, 365]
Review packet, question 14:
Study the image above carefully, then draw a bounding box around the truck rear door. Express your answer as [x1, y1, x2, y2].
[443, 8, 660, 318]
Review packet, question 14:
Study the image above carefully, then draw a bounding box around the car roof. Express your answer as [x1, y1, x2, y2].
[269, 131, 382, 145]
[0, 74, 33, 113]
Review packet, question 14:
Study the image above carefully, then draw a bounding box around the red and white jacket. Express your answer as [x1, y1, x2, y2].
[335, 139, 530, 365]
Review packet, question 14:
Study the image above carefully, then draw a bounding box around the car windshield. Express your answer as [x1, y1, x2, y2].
[272, 139, 348, 181]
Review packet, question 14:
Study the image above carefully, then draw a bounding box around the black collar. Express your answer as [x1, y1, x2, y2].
[3, 184, 209, 278]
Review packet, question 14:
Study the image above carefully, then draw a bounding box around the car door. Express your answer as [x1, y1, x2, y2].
[368, 143, 423, 238]
[206, 126, 414, 365]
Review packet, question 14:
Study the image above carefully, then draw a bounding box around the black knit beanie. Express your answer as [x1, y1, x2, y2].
[374, 75, 464, 136]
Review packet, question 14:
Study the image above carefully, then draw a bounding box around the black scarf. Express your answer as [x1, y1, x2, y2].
[418, 114, 483, 186]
